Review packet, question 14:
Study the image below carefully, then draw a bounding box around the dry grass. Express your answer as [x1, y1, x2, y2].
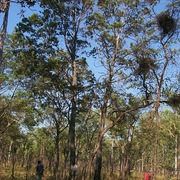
[1, 165, 180, 180]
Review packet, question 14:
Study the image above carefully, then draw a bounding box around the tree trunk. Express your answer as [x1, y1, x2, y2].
[11, 144, 17, 180]
[94, 139, 103, 180]
[152, 36, 170, 179]
[175, 134, 179, 179]
[110, 140, 114, 176]
[11, 155, 15, 180]
[8, 140, 13, 164]
[69, 60, 77, 179]
[0, 0, 10, 69]
[55, 127, 60, 180]
[93, 106, 107, 180]
[25, 152, 31, 180]
[153, 102, 160, 180]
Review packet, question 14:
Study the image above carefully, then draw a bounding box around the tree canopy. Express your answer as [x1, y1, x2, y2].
[0, 0, 179, 179]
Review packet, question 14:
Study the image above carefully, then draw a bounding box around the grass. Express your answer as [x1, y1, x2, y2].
[1, 164, 180, 180]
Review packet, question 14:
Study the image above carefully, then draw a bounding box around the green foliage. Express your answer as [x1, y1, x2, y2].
[167, 94, 180, 114]
[157, 11, 177, 36]
[0, 0, 180, 179]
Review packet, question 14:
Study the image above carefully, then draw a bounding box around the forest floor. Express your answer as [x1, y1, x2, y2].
[0, 165, 179, 180]
[0, 173, 179, 180]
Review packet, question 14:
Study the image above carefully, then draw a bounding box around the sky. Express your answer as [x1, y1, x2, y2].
[0, 2, 40, 34]
[0, 1, 102, 75]
[0, 0, 178, 79]
[0, 0, 169, 39]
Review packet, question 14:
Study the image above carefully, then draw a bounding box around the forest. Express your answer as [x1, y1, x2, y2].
[0, 0, 180, 180]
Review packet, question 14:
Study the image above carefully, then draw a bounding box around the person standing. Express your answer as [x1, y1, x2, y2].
[36, 160, 44, 180]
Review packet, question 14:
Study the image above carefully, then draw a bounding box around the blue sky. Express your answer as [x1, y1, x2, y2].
[1, 1, 167, 34]
[1, 1, 176, 79]
[3, 1, 105, 75]
[0, 2, 41, 34]
[1, 1, 179, 102]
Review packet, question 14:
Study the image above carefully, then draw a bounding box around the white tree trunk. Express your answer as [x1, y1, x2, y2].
[175, 135, 178, 179]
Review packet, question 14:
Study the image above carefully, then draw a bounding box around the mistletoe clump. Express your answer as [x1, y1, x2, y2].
[135, 57, 157, 76]
[168, 94, 180, 107]
[156, 11, 176, 36]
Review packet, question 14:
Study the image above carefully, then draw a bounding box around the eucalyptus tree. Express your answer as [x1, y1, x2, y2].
[5, 0, 95, 179]
[128, 1, 180, 178]
[87, 1, 156, 179]
[33, 2, 95, 178]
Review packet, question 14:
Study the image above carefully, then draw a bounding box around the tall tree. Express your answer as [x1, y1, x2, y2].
[2, 0, 179, 179]
[35, 1, 95, 179]
[87, 1, 154, 179]
[5, 0, 95, 179]
[129, 1, 180, 178]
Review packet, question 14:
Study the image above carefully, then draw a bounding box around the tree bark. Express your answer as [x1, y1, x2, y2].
[152, 38, 169, 179]
[175, 134, 179, 179]
[55, 126, 60, 180]
[93, 135, 103, 180]
[93, 103, 107, 180]
[0, 0, 10, 69]
[153, 102, 160, 180]
[69, 60, 77, 179]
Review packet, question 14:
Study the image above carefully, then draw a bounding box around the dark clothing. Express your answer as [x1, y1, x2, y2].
[36, 162, 44, 180]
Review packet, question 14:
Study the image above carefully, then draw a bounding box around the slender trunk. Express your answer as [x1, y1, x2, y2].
[163, 146, 165, 176]
[0, 0, 10, 69]
[8, 140, 13, 164]
[153, 101, 160, 180]
[63, 145, 69, 179]
[11, 155, 15, 180]
[175, 135, 178, 179]
[110, 140, 114, 176]
[67, 3, 79, 178]
[142, 154, 144, 172]
[25, 153, 30, 180]
[55, 127, 60, 180]
[69, 60, 77, 179]
[69, 100, 76, 179]
[118, 151, 121, 178]
[11, 144, 16, 180]
[152, 39, 170, 179]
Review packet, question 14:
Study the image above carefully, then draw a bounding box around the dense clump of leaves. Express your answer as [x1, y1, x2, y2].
[135, 57, 157, 75]
[168, 94, 180, 108]
[156, 11, 176, 36]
